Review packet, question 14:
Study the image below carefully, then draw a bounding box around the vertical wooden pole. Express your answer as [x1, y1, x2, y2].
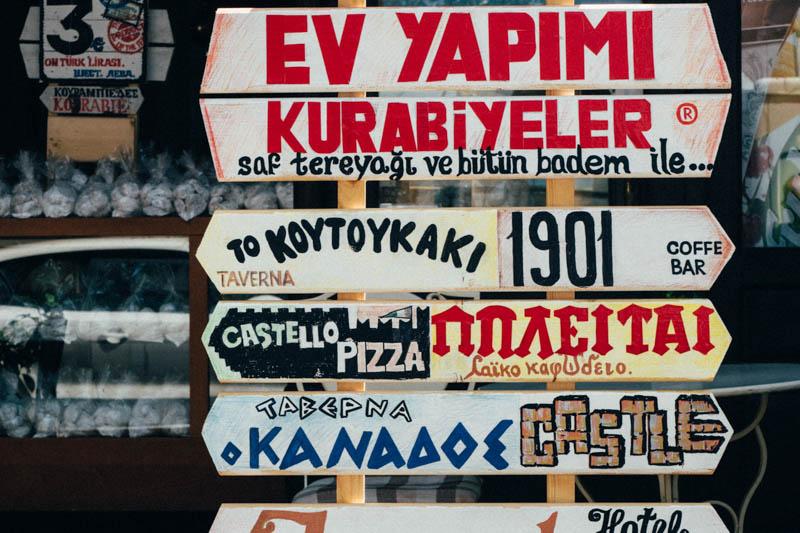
[545, 0, 576, 505]
[335, 0, 367, 506]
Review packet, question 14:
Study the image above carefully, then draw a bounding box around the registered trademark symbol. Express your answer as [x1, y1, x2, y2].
[676, 103, 698, 125]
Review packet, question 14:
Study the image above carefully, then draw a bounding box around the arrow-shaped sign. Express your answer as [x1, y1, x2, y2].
[196, 207, 734, 294]
[203, 299, 730, 384]
[201, 5, 730, 93]
[200, 94, 730, 181]
[40, 85, 144, 116]
[203, 391, 731, 475]
[211, 504, 729, 533]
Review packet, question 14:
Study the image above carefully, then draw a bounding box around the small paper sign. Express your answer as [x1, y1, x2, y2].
[40, 85, 143, 115]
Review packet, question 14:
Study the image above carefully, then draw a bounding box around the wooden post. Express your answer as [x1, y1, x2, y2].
[545, 0, 576, 505]
[335, 0, 367, 507]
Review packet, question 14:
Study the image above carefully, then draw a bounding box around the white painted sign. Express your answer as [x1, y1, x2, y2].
[204, 299, 731, 384]
[40, 85, 143, 115]
[196, 207, 734, 294]
[201, 5, 730, 93]
[203, 391, 731, 475]
[200, 94, 730, 181]
[211, 503, 729, 533]
[42, 0, 145, 82]
[20, 7, 173, 82]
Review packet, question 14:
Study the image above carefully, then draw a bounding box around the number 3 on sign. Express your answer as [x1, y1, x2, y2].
[508, 210, 613, 288]
[45, 0, 94, 56]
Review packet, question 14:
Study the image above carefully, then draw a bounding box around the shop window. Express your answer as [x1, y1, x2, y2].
[743, 1, 800, 246]
[0, 238, 190, 438]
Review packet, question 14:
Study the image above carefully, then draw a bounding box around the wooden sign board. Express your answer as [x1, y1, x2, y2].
[204, 299, 730, 383]
[201, 5, 730, 94]
[41, 85, 143, 115]
[202, 391, 731, 475]
[211, 503, 729, 533]
[41, 0, 145, 82]
[201, 94, 730, 182]
[196, 207, 734, 294]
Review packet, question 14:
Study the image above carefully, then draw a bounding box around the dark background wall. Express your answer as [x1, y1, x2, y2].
[0, 1, 798, 531]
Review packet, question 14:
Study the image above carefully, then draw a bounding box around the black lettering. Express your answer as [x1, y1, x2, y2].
[440, 228, 474, 268]
[366, 218, 391, 253]
[301, 218, 325, 251]
[415, 224, 438, 259]
[390, 220, 416, 252]
[325, 218, 346, 250]
[265, 226, 298, 263]
[347, 220, 366, 252]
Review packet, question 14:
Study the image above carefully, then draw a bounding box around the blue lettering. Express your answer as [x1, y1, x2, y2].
[326, 428, 372, 468]
[280, 428, 323, 470]
[249, 426, 281, 468]
[483, 419, 513, 470]
[367, 427, 406, 469]
[407, 426, 441, 469]
[441, 422, 478, 469]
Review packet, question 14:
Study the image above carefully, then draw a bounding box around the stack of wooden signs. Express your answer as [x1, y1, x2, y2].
[197, 4, 733, 532]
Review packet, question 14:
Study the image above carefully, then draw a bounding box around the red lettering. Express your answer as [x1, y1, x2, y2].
[431, 305, 475, 356]
[618, 304, 652, 355]
[312, 14, 365, 85]
[417, 102, 448, 151]
[653, 304, 690, 355]
[613, 99, 651, 148]
[514, 306, 554, 359]
[553, 305, 588, 356]
[453, 102, 466, 149]
[632, 11, 655, 79]
[396, 12, 441, 82]
[476, 305, 517, 359]
[545, 99, 576, 149]
[341, 101, 377, 153]
[538, 12, 561, 80]
[267, 101, 305, 152]
[307, 101, 340, 154]
[578, 100, 608, 149]
[470, 101, 507, 150]
[510, 100, 543, 150]
[591, 305, 613, 356]
[565, 12, 628, 81]
[428, 14, 486, 82]
[266, 15, 309, 85]
[488, 13, 535, 81]
[692, 306, 715, 355]
[380, 102, 416, 152]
